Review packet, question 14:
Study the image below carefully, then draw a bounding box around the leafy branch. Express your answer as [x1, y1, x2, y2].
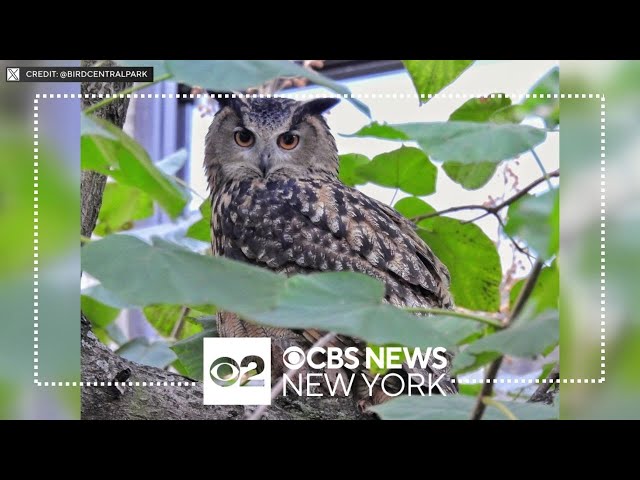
[470, 259, 545, 420]
[411, 169, 559, 224]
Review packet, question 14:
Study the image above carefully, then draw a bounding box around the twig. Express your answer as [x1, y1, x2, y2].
[245, 332, 337, 420]
[170, 306, 190, 340]
[470, 259, 544, 420]
[509, 259, 544, 322]
[412, 170, 559, 224]
[462, 169, 559, 225]
[482, 397, 517, 420]
[172, 175, 206, 200]
[389, 188, 399, 206]
[528, 364, 560, 404]
[530, 148, 553, 190]
[494, 215, 534, 260]
[402, 307, 504, 329]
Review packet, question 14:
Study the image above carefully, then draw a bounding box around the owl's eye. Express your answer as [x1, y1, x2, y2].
[234, 129, 255, 147]
[277, 132, 300, 150]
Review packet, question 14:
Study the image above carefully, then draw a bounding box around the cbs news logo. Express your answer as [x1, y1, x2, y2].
[203, 338, 272, 405]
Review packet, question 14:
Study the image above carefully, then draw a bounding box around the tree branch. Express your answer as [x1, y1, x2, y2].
[411, 169, 559, 224]
[81, 316, 366, 420]
[528, 364, 560, 405]
[402, 306, 504, 329]
[80, 60, 133, 238]
[470, 259, 545, 420]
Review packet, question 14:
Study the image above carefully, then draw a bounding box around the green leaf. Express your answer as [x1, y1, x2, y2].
[82, 235, 480, 349]
[458, 384, 483, 396]
[442, 161, 499, 190]
[525, 67, 560, 129]
[192, 315, 217, 330]
[80, 114, 118, 139]
[449, 95, 512, 122]
[417, 218, 501, 311]
[443, 95, 512, 189]
[538, 362, 556, 382]
[245, 273, 463, 350]
[122, 60, 370, 117]
[452, 350, 499, 375]
[355, 146, 437, 196]
[115, 338, 177, 369]
[94, 183, 154, 236]
[156, 148, 188, 176]
[105, 322, 128, 346]
[426, 315, 485, 348]
[393, 197, 435, 219]
[342, 122, 409, 141]
[81, 295, 120, 328]
[143, 304, 214, 338]
[510, 262, 559, 314]
[403, 60, 474, 102]
[504, 188, 559, 259]
[186, 199, 212, 243]
[143, 305, 184, 337]
[391, 122, 547, 165]
[81, 114, 188, 218]
[338, 154, 370, 187]
[528, 67, 559, 98]
[490, 104, 532, 124]
[467, 310, 559, 359]
[371, 394, 558, 420]
[82, 235, 285, 309]
[81, 284, 135, 309]
[171, 328, 217, 380]
[490, 68, 560, 129]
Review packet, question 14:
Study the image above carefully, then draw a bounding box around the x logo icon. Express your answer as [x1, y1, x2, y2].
[6, 68, 20, 81]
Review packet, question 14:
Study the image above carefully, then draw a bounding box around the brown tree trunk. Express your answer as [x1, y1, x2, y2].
[80, 59, 132, 238]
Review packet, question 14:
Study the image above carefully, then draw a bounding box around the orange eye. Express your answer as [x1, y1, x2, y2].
[234, 129, 254, 147]
[278, 132, 300, 150]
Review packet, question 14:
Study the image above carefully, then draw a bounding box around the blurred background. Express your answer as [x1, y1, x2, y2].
[0, 59, 635, 419]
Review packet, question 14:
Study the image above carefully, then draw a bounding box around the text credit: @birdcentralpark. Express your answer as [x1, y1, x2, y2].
[202, 338, 450, 405]
[5, 66, 153, 82]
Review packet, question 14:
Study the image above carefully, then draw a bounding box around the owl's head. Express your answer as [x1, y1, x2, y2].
[204, 96, 340, 190]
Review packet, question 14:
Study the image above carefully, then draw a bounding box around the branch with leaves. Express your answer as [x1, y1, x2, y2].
[470, 260, 545, 421]
[411, 169, 559, 224]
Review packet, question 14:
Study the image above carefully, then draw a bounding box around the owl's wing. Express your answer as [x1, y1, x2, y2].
[221, 177, 452, 309]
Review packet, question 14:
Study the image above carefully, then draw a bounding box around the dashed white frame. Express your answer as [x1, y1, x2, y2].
[32, 91, 605, 387]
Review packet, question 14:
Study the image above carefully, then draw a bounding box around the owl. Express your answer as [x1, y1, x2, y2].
[204, 96, 456, 409]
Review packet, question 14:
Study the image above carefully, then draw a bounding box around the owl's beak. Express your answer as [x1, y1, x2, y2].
[258, 151, 273, 177]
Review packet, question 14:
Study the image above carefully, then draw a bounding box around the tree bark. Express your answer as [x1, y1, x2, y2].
[81, 315, 367, 420]
[79, 66, 366, 420]
[80, 60, 132, 238]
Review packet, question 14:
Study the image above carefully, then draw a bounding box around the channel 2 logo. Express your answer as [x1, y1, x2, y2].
[203, 338, 272, 405]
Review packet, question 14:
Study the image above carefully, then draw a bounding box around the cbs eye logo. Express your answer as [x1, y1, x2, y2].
[209, 355, 266, 387]
[203, 338, 272, 405]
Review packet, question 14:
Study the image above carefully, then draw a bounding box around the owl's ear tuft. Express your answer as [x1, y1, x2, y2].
[212, 92, 248, 117]
[292, 97, 340, 125]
